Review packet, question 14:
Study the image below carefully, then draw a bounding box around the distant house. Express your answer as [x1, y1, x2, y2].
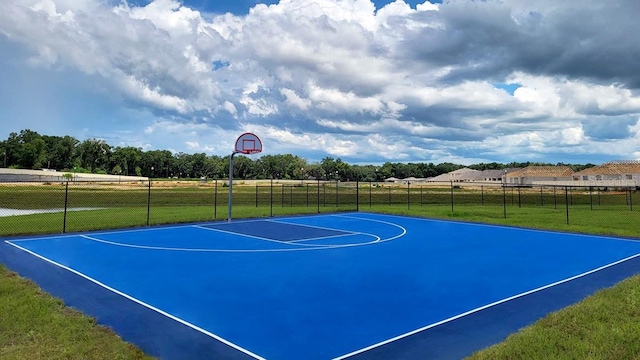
[384, 177, 399, 183]
[506, 166, 574, 185]
[467, 169, 521, 183]
[572, 160, 640, 186]
[427, 168, 481, 183]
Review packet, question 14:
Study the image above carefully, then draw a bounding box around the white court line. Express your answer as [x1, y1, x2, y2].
[78, 234, 381, 253]
[10, 213, 406, 253]
[5, 241, 266, 360]
[356, 212, 640, 244]
[7, 223, 205, 243]
[191, 225, 332, 247]
[332, 251, 640, 360]
[288, 233, 375, 244]
[265, 219, 385, 244]
[331, 214, 407, 242]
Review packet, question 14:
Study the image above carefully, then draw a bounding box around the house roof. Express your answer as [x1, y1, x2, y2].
[507, 166, 574, 178]
[427, 173, 452, 181]
[449, 167, 481, 175]
[573, 160, 640, 176]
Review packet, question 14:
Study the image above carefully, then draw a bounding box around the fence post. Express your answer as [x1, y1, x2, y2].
[554, 186, 557, 209]
[335, 180, 339, 208]
[570, 187, 573, 205]
[407, 181, 411, 210]
[450, 181, 454, 213]
[290, 185, 293, 207]
[369, 181, 372, 208]
[517, 186, 521, 208]
[388, 186, 391, 205]
[214, 179, 218, 219]
[630, 189, 633, 211]
[63, 181, 69, 233]
[589, 186, 593, 210]
[317, 179, 320, 213]
[255, 184, 259, 207]
[420, 186, 423, 206]
[356, 177, 360, 211]
[306, 184, 309, 207]
[146, 179, 151, 226]
[270, 178, 273, 217]
[565, 186, 570, 225]
[540, 186, 544, 206]
[481, 185, 484, 206]
[281, 183, 284, 207]
[323, 183, 326, 207]
[502, 183, 506, 219]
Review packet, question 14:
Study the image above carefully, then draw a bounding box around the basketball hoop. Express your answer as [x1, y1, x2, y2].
[229, 133, 262, 222]
[234, 132, 262, 155]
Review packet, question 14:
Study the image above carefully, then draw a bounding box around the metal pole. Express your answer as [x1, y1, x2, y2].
[281, 184, 284, 207]
[227, 152, 238, 222]
[540, 186, 544, 206]
[407, 181, 410, 210]
[565, 186, 570, 225]
[481, 185, 484, 206]
[317, 179, 320, 213]
[517, 186, 521, 208]
[450, 181, 454, 213]
[630, 189, 634, 212]
[589, 186, 593, 210]
[420, 186, 423, 206]
[502, 183, 506, 219]
[369, 181, 372, 208]
[570, 187, 573, 206]
[270, 177, 273, 217]
[63, 181, 69, 233]
[554, 186, 557, 209]
[255, 184, 259, 207]
[214, 179, 217, 219]
[306, 184, 309, 207]
[146, 179, 151, 226]
[335, 179, 339, 207]
[323, 183, 326, 207]
[356, 177, 360, 211]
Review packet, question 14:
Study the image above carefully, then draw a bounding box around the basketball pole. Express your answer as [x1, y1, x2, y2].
[228, 150, 239, 222]
[227, 132, 262, 222]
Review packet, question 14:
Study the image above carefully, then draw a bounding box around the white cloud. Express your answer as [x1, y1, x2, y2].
[1, 0, 640, 164]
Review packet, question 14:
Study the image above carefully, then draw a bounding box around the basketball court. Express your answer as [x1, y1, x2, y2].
[3, 212, 640, 359]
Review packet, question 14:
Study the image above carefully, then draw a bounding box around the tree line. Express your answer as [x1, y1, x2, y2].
[0, 129, 595, 181]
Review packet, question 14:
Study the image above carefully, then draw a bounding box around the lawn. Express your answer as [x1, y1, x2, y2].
[0, 265, 153, 360]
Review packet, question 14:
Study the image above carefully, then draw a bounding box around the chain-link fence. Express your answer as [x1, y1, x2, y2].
[1, 179, 638, 237]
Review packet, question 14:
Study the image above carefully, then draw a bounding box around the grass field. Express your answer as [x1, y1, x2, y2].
[0, 265, 153, 360]
[1, 182, 640, 359]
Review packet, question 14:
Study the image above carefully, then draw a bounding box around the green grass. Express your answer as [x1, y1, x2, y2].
[466, 274, 640, 360]
[2, 184, 640, 359]
[0, 265, 153, 360]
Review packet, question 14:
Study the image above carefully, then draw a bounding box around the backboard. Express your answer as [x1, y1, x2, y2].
[234, 133, 262, 154]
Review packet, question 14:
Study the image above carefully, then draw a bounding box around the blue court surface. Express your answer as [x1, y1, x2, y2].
[3, 212, 640, 359]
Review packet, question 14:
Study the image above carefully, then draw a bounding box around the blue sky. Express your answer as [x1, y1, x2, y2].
[1, 0, 640, 165]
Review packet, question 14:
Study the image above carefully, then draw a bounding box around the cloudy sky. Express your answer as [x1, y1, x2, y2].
[1, 0, 640, 165]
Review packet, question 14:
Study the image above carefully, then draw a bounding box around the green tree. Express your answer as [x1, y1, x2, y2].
[111, 164, 123, 175]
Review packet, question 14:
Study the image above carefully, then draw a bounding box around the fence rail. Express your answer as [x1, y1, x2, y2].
[1, 179, 638, 237]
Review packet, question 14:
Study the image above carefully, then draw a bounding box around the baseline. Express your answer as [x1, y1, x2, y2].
[333, 251, 640, 359]
[4, 240, 266, 360]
